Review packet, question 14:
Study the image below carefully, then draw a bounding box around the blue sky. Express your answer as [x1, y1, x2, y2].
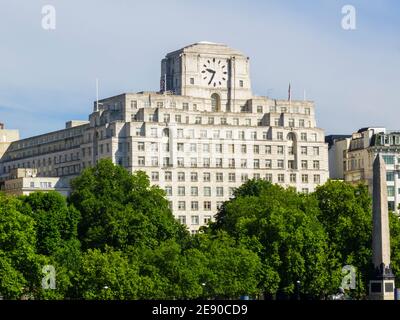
[0, 0, 399, 138]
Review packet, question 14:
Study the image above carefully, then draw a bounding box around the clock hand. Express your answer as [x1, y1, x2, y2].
[206, 68, 216, 74]
[208, 72, 215, 85]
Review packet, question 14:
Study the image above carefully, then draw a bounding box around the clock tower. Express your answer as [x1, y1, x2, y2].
[160, 41, 252, 112]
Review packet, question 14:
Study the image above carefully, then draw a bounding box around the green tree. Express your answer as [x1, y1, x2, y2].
[314, 180, 372, 298]
[75, 247, 140, 300]
[68, 159, 188, 250]
[211, 179, 340, 299]
[19, 191, 81, 256]
[0, 194, 44, 299]
[194, 232, 261, 299]
[389, 211, 400, 287]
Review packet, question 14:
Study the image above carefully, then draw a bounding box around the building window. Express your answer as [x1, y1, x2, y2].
[178, 186, 186, 196]
[313, 161, 320, 170]
[191, 214, 200, 225]
[190, 78, 195, 85]
[265, 174, 273, 182]
[204, 215, 212, 224]
[383, 155, 395, 165]
[191, 187, 198, 196]
[229, 173, 236, 182]
[151, 157, 158, 166]
[177, 157, 184, 167]
[302, 174, 309, 183]
[191, 172, 198, 182]
[191, 202, 199, 211]
[216, 187, 224, 197]
[301, 133, 307, 141]
[178, 201, 186, 210]
[165, 186, 172, 196]
[239, 80, 244, 87]
[204, 187, 211, 197]
[203, 172, 211, 182]
[216, 173, 223, 182]
[204, 201, 212, 211]
[387, 171, 395, 181]
[278, 174, 285, 183]
[178, 172, 185, 182]
[178, 215, 186, 225]
[138, 157, 145, 166]
[257, 106, 263, 113]
[314, 174, 321, 184]
[290, 174, 297, 183]
[211, 93, 221, 112]
[151, 172, 159, 181]
[163, 157, 170, 167]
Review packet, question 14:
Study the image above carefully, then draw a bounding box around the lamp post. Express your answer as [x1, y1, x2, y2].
[296, 281, 301, 300]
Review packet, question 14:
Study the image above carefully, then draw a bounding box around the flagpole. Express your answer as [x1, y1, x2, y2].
[96, 78, 99, 111]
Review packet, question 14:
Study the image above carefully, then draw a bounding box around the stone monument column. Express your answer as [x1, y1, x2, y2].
[369, 154, 396, 300]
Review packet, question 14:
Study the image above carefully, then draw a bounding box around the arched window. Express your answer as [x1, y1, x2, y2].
[211, 93, 221, 112]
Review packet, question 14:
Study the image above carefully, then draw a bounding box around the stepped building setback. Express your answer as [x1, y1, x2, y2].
[0, 42, 329, 233]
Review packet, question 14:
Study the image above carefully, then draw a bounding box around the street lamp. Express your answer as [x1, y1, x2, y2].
[296, 281, 301, 300]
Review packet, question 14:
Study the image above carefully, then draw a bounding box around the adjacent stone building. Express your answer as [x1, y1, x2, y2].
[0, 42, 329, 233]
[329, 127, 400, 212]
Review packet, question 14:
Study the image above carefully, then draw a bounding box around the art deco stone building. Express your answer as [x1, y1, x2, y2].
[329, 127, 400, 213]
[0, 42, 329, 233]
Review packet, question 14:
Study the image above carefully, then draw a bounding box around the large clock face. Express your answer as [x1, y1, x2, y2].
[201, 58, 228, 87]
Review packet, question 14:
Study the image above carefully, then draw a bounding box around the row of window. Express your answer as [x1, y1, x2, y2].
[130, 99, 311, 115]
[139, 142, 320, 156]
[3, 152, 81, 174]
[164, 175, 320, 197]
[146, 113, 312, 128]
[139, 156, 321, 170]
[139, 127, 318, 142]
[178, 215, 212, 226]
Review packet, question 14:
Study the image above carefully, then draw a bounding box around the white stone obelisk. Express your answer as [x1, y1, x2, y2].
[369, 154, 396, 300]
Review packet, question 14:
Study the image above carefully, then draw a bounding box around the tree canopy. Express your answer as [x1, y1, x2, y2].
[0, 159, 399, 300]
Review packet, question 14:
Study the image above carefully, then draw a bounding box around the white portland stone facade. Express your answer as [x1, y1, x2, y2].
[0, 42, 329, 233]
